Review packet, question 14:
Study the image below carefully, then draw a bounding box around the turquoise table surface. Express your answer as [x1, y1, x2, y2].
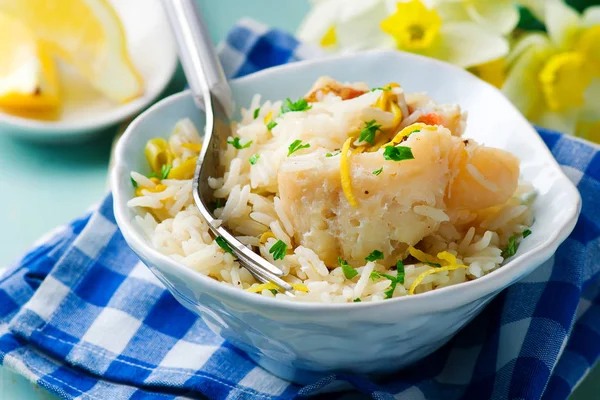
[0, 1, 597, 398]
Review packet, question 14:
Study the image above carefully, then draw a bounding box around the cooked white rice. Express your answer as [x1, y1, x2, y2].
[128, 79, 534, 303]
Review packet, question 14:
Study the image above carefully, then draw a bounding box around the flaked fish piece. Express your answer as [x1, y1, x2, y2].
[277, 127, 519, 267]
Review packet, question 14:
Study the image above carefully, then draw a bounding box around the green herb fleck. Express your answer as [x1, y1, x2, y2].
[131, 177, 138, 188]
[424, 261, 442, 268]
[215, 198, 222, 208]
[215, 237, 233, 254]
[253, 107, 260, 119]
[396, 260, 405, 285]
[384, 145, 414, 162]
[522, 229, 532, 238]
[288, 140, 310, 156]
[148, 172, 159, 179]
[266, 120, 277, 130]
[372, 167, 383, 176]
[339, 257, 358, 279]
[365, 250, 384, 262]
[269, 289, 278, 295]
[227, 137, 253, 150]
[371, 86, 392, 92]
[501, 235, 518, 259]
[269, 240, 288, 260]
[326, 150, 341, 157]
[380, 273, 401, 299]
[410, 129, 421, 135]
[160, 164, 172, 180]
[358, 120, 382, 144]
[353, 298, 362, 302]
[249, 154, 260, 165]
[281, 98, 312, 114]
[370, 271, 381, 281]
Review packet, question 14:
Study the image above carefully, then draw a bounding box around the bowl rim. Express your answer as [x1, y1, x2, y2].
[111, 49, 582, 314]
[0, 0, 178, 138]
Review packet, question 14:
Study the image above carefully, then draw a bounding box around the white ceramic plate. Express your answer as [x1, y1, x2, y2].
[112, 50, 582, 383]
[0, 0, 177, 142]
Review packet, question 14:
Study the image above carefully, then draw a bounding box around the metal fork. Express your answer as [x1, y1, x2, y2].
[162, 0, 293, 293]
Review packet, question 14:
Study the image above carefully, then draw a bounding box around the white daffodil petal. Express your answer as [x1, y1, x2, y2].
[502, 44, 553, 118]
[336, 0, 390, 50]
[535, 108, 579, 135]
[518, 0, 556, 21]
[545, 0, 581, 49]
[296, 0, 343, 44]
[435, 1, 470, 22]
[433, 22, 508, 68]
[582, 6, 600, 27]
[465, 1, 519, 35]
[581, 78, 600, 121]
[506, 33, 551, 67]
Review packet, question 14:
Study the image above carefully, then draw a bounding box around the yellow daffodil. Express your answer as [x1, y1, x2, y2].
[433, 0, 520, 35]
[297, 0, 393, 51]
[502, 1, 600, 136]
[380, 1, 508, 68]
[298, 0, 509, 68]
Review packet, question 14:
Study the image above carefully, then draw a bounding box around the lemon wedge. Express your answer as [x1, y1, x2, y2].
[0, 12, 60, 114]
[0, 0, 143, 104]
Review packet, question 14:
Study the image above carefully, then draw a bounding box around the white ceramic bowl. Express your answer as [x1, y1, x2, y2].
[0, 0, 177, 142]
[111, 50, 581, 384]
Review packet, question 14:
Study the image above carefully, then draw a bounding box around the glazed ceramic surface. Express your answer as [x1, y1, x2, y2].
[111, 50, 581, 384]
[0, 0, 177, 142]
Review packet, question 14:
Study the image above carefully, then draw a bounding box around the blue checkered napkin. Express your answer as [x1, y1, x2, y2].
[1, 19, 600, 400]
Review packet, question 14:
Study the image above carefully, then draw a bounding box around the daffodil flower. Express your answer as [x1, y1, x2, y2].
[432, 0, 520, 35]
[297, 0, 509, 68]
[380, 1, 508, 68]
[502, 1, 600, 135]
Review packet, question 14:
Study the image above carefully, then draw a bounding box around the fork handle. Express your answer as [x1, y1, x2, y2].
[162, 0, 232, 117]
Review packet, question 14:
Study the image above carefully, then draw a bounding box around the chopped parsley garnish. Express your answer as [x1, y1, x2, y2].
[339, 257, 358, 279]
[371, 86, 392, 92]
[253, 107, 260, 119]
[269, 289, 278, 295]
[281, 97, 312, 114]
[396, 260, 405, 285]
[249, 154, 260, 165]
[148, 172, 159, 179]
[501, 235, 518, 258]
[424, 261, 442, 268]
[380, 273, 402, 299]
[160, 164, 172, 180]
[410, 129, 421, 135]
[269, 240, 288, 260]
[369, 262, 405, 299]
[227, 137, 253, 149]
[326, 150, 341, 157]
[523, 229, 532, 238]
[131, 177, 138, 188]
[266, 120, 277, 130]
[383, 145, 414, 162]
[372, 167, 383, 176]
[215, 237, 233, 254]
[287, 140, 310, 156]
[365, 250, 384, 262]
[358, 120, 382, 144]
[353, 298, 362, 302]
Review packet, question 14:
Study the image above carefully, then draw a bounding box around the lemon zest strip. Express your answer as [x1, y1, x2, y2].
[264, 110, 273, 124]
[387, 123, 437, 147]
[181, 143, 203, 152]
[246, 282, 308, 293]
[340, 137, 358, 207]
[408, 246, 442, 265]
[409, 264, 468, 295]
[259, 231, 276, 244]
